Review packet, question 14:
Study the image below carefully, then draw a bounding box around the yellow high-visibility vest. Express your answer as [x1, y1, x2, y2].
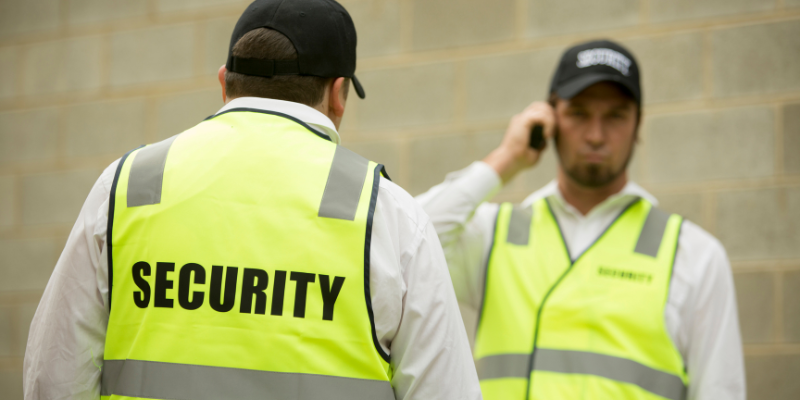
[475, 198, 688, 400]
[103, 109, 393, 400]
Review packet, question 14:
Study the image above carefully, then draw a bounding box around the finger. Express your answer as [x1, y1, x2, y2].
[525, 104, 556, 140]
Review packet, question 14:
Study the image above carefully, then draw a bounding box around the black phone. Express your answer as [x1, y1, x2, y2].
[529, 124, 545, 150]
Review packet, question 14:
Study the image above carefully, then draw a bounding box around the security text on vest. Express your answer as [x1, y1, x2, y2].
[130, 262, 346, 321]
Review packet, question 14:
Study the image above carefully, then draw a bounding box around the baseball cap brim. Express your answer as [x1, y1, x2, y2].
[556, 73, 640, 104]
[352, 76, 365, 99]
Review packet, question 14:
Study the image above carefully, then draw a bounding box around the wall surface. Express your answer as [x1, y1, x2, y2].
[0, 0, 798, 398]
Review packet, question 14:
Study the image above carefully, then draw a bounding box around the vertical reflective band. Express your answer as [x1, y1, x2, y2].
[476, 353, 530, 380]
[127, 136, 178, 207]
[634, 207, 671, 257]
[533, 349, 686, 400]
[318, 146, 369, 221]
[101, 359, 395, 400]
[506, 205, 533, 245]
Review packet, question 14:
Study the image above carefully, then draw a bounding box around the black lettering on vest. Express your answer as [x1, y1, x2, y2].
[241, 269, 269, 315]
[319, 275, 345, 321]
[132, 261, 151, 308]
[178, 263, 206, 310]
[154, 262, 175, 308]
[271, 270, 287, 316]
[598, 266, 652, 284]
[290, 272, 315, 318]
[210, 265, 238, 312]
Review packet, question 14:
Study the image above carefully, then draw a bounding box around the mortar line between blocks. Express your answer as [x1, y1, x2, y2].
[514, 0, 527, 41]
[399, 0, 414, 53]
[56, 106, 68, 169]
[13, 174, 22, 234]
[193, 21, 206, 79]
[702, 190, 716, 236]
[639, 0, 651, 25]
[453, 61, 467, 125]
[774, 270, 785, 343]
[702, 30, 714, 100]
[775, 103, 784, 176]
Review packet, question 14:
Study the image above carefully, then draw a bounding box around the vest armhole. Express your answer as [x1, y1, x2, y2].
[665, 215, 684, 308]
[107, 145, 144, 313]
[476, 203, 504, 332]
[364, 163, 391, 363]
[379, 164, 392, 181]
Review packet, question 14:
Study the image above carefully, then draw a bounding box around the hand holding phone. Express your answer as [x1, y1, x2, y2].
[529, 124, 545, 150]
[484, 102, 553, 183]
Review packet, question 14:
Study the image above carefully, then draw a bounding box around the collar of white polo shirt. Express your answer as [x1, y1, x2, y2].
[215, 97, 342, 145]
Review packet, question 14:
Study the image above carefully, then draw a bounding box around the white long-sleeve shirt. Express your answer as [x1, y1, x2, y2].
[23, 97, 482, 400]
[416, 161, 746, 400]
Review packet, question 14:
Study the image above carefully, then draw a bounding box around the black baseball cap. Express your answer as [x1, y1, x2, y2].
[226, 0, 366, 99]
[549, 40, 641, 105]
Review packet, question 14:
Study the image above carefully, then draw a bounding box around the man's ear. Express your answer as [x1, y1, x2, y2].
[329, 77, 347, 118]
[218, 65, 227, 103]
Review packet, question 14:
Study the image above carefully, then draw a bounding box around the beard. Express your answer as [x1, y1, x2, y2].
[564, 161, 628, 188]
[557, 131, 636, 188]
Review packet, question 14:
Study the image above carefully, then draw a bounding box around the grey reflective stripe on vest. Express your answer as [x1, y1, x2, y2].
[506, 206, 533, 245]
[318, 146, 369, 221]
[477, 350, 686, 400]
[535, 349, 686, 400]
[127, 136, 178, 207]
[476, 353, 529, 380]
[634, 207, 671, 257]
[101, 359, 395, 400]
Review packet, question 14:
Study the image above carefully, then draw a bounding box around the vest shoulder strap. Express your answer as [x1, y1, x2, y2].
[634, 205, 674, 258]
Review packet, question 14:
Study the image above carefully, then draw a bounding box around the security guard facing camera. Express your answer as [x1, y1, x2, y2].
[417, 40, 745, 400]
[23, 1, 480, 399]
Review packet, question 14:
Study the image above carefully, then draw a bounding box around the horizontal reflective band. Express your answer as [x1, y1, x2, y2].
[634, 207, 671, 257]
[127, 136, 177, 207]
[476, 353, 530, 380]
[506, 206, 533, 245]
[534, 349, 686, 400]
[318, 146, 369, 221]
[102, 359, 394, 400]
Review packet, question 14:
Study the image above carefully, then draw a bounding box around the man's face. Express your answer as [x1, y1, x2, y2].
[554, 82, 639, 188]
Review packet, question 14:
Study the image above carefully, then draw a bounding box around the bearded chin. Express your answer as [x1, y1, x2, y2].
[567, 165, 616, 188]
[564, 147, 635, 188]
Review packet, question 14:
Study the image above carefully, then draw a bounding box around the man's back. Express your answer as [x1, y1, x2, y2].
[24, 97, 482, 400]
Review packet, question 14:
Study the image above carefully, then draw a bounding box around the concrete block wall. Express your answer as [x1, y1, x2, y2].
[0, 0, 797, 398]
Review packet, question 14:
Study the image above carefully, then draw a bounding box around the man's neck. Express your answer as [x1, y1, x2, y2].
[557, 170, 628, 216]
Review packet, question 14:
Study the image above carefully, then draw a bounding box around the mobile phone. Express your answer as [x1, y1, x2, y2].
[529, 124, 545, 150]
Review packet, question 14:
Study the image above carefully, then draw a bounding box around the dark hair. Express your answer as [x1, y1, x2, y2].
[225, 28, 348, 106]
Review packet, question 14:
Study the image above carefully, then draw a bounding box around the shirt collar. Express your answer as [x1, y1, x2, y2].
[521, 179, 659, 217]
[215, 97, 341, 144]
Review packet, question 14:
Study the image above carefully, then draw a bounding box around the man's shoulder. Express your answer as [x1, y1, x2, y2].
[374, 177, 432, 240]
[674, 218, 732, 286]
[677, 218, 726, 256]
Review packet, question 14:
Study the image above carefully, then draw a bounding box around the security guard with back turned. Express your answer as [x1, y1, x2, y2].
[23, 1, 480, 399]
[417, 40, 745, 400]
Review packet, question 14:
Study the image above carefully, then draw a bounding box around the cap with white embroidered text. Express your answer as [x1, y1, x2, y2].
[549, 39, 641, 105]
[226, 0, 366, 99]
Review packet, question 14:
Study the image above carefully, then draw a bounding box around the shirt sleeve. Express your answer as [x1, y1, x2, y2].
[371, 178, 481, 400]
[389, 218, 482, 400]
[676, 222, 746, 400]
[23, 161, 118, 400]
[414, 162, 502, 309]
